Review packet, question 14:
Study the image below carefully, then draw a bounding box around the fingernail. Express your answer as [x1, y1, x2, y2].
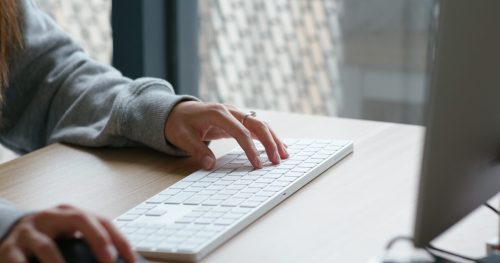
[105, 244, 118, 262]
[202, 155, 215, 170]
[283, 148, 289, 158]
[274, 151, 281, 163]
[256, 158, 263, 168]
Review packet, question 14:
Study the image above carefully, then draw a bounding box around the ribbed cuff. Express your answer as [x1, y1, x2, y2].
[120, 83, 199, 156]
[0, 201, 30, 242]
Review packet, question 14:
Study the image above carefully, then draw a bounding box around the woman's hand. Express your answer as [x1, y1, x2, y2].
[164, 101, 288, 170]
[0, 205, 135, 263]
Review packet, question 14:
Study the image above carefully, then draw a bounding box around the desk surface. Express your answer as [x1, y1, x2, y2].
[0, 111, 495, 262]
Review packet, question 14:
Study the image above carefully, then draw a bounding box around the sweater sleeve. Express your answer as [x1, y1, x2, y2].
[0, 199, 29, 241]
[0, 0, 197, 155]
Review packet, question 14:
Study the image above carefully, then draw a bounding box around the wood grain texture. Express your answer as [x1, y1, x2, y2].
[0, 110, 495, 263]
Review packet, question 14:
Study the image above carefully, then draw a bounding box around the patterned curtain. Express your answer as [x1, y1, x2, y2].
[35, 0, 113, 65]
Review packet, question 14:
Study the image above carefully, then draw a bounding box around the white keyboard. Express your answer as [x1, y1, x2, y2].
[114, 139, 353, 262]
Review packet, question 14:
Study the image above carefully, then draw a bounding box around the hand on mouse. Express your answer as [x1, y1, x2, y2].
[0, 204, 136, 263]
[164, 101, 289, 170]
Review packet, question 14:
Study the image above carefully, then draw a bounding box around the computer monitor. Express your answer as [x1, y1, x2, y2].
[413, 0, 500, 247]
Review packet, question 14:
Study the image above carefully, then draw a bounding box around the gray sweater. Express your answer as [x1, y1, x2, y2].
[0, 0, 197, 240]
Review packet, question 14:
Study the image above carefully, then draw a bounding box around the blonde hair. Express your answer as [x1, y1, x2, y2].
[0, 0, 23, 93]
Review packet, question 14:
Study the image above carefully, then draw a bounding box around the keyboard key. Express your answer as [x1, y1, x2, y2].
[165, 192, 195, 204]
[200, 177, 218, 183]
[184, 195, 211, 205]
[207, 173, 227, 178]
[176, 229, 198, 237]
[157, 242, 177, 252]
[248, 170, 268, 176]
[202, 225, 225, 232]
[240, 188, 260, 194]
[234, 179, 253, 185]
[214, 218, 236, 225]
[159, 189, 181, 195]
[184, 211, 205, 218]
[221, 198, 244, 207]
[194, 217, 214, 224]
[213, 180, 232, 186]
[177, 244, 199, 253]
[117, 214, 140, 221]
[136, 228, 156, 235]
[198, 189, 218, 195]
[167, 235, 189, 244]
[193, 206, 211, 212]
[218, 189, 239, 195]
[271, 181, 290, 187]
[216, 168, 235, 173]
[136, 241, 157, 251]
[241, 201, 262, 208]
[185, 224, 205, 231]
[127, 208, 148, 215]
[248, 196, 267, 202]
[248, 182, 267, 188]
[226, 184, 245, 190]
[206, 185, 225, 190]
[292, 167, 309, 173]
[146, 195, 169, 204]
[255, 191, 274, 197]
[184, 187, 201, 193]
[145, 209, 168, 216]
[221, 175, 241, 181]
[202, 199, 222, 206]
[263, 186, 284, 192]
[284, 172, 304, 178]
[137, 203, 156, 210]
[233, 193, 252, 199]
[170, 182, 193, 189]
[191, 182, 211, 188]
[210, 194, 231, 200]
[231, 207, 251, 214]
[204, 211, 224, 219]
[255, 178, 274, 184]
[182, 171, 208, 182]
[212, 206, 231, 213]
[175, 217, 194, 224]
[121, 226, 139, 234]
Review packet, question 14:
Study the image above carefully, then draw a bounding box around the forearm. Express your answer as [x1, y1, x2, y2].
[2, 0, 198, 155]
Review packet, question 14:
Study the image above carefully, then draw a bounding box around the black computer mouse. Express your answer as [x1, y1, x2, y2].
[29, 238, 147, 263]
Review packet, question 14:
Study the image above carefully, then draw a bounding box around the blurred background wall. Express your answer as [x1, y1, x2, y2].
[0, 0, 436, 162]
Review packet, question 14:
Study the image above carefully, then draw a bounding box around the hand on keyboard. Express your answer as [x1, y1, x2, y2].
[164, 102, 289, 170]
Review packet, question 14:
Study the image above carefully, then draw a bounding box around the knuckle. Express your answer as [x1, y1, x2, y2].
[241, 128, 252, 139]
[255, 120, 268, 130]
[33, 210, 54, 222]
[67, 211, 87, 224]
[208, 103, 228, 115]
[16, 224, 33, 237]
[0, 242, 15, 254]
[33, 239, 54, 254]
[93, 233, 110, 247]
[56, 204, 74, 210]
[97, 216, 112, 227]
[223, 103, 237, 110]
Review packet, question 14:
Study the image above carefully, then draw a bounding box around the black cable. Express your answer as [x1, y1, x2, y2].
[484, 203, 500, 215]
[384, 236, 437, 261]
[426, 244, 478, 262]
[385, 236, 414, 250]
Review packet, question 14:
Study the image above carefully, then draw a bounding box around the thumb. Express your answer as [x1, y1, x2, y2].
[176, 133, 216, 170]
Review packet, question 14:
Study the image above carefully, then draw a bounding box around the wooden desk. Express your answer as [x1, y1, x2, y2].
[0, 111, 496, 262]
